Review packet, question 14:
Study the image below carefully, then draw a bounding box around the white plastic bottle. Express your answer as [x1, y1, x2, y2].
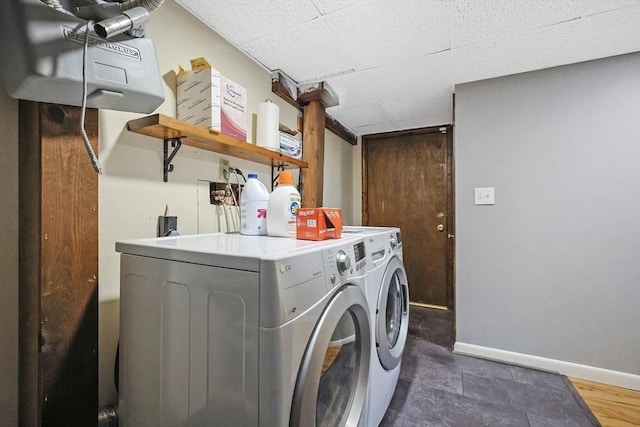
[267, 170, 301, 237]
[240, 173, 270, 235]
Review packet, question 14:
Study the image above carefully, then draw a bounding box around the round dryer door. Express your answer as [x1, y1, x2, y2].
[290, 284, 371, 427]
[376, 256, 409, 371]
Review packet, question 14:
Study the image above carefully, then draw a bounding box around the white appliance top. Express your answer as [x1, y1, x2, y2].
[116, 233, 362, 271]
[342, 226, 398, 236]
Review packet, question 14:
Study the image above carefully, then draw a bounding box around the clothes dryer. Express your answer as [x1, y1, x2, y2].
[343, 226, 410, 426]
[116, 233, 371, 427]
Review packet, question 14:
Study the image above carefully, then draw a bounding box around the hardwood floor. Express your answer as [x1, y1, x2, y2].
[570, 378, 640, 427]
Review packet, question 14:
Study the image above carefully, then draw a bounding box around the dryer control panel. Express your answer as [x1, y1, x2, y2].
[322, 239, 366, 291]
[365, 229, 403, 272]
[259, 237, 366, 327]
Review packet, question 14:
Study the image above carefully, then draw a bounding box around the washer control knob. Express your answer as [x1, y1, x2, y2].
[330, 274, 336, 285]
[336, 250, 351, 275]
[390, 234, 397, 250]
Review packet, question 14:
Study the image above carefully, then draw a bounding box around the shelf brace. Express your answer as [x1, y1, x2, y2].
[163, 137, 183, 182]
[271, 164, 286, 191]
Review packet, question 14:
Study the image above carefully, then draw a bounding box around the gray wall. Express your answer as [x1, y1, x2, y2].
[0, 83, 19, 425]
[455, 52, 640, 375]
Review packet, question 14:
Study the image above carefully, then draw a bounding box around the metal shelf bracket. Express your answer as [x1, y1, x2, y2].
[163, 137, 183, 182]
[271, 164, 286, 190]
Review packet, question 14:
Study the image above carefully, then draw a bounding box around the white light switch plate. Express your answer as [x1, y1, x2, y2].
[474, 187, 495, 205]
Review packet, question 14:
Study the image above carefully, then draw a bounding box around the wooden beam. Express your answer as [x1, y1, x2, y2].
[271, 79, 299, 111]
[297, 81, 338, 107]
[18, 100, 41, 427]
[325, 114, 357, 145]
[271, 74, 357, 145]
[297, 87, 324, 105]
[301, 100, 325, 207]
[19, 102, 98, 426]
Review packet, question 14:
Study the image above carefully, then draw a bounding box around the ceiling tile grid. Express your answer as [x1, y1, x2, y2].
[383, 92, 453, 128]
[326, 101, 390, 129]
[324, 72, 381, 108]
[452, 0, 585, 48]
[359, 50, 453, 104]
[239, 16, 356, 83]
[323, 1, 452, 70]
[352, 120, 400, 135]
[178, 0, 320, 46]
[452, 21, 576, 84]
[174, 0, 640, 135]
[311, 0, 359, 15]
[583, 0, 640, 16]
[551, 4, 640, 66]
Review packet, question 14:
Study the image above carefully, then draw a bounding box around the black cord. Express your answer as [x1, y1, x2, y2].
[229, 167, 246, 182]
[114, 341, 119, 394]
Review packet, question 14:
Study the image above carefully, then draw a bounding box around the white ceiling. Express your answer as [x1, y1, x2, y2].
[174, 0, 640, 136]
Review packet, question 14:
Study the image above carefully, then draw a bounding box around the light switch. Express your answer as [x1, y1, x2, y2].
[474, 187, 495, 205]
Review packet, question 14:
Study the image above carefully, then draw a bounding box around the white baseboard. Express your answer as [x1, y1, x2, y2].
[453, 342, 640, 391]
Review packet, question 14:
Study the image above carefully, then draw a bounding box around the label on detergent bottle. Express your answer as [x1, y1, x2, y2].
[241, 200, 268, 235]
[287, 196, 301, 226]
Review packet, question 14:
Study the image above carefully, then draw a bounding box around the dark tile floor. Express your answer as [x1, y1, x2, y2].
[380, 307, 601, 427]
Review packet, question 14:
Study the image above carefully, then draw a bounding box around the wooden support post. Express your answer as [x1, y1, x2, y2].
[272, 74, 357, 145]
[19, 101, 98, 426]
[301, 100, 325, 208]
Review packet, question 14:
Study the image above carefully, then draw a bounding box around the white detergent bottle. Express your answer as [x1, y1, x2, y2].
[267, 170, 301, 237]
[240, 173, 270, 235]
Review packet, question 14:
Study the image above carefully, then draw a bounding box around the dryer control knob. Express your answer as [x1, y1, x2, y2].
[390, 234, 397, 250]
[336, 250, 351, 275]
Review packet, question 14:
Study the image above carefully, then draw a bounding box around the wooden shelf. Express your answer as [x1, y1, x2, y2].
[127, 113, 308, 169]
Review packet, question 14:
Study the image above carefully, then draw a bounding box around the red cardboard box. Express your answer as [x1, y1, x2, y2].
[296, 208, 343, 241]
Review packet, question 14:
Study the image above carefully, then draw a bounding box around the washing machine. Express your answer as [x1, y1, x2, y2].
[116, 232, 372, 427]
[343, 226, 409, 426]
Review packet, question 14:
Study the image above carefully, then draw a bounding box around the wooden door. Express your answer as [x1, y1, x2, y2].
[363, 127, 454, 308]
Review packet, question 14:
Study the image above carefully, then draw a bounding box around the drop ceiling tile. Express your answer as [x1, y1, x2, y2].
[452, 21, 575, 84]
[239, 17, 355, 82]
[329, 102, 391, 129]
[324, 1, 452, 70]
[175, 0, 320, 45]
[583, 0, 640, 16]
[174, 0, 640, 137]
[324, 72, 380, 107]
[354, 121, 399, 136]
[382, 89, 453, 127]
[453, 0, 583, 48]
[395, 117, 449, 131]
[311, 0, 359, 15]
[553, 4, 640, 66]
[360, 50, 453, 104]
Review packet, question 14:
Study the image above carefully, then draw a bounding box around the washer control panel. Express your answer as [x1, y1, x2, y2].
[322, 238, 365, 290]
[353, 240, 367, 273]
[336, 250, 351, 275]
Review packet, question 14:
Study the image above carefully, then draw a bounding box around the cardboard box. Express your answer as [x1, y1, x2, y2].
[176, 57, 248, 141]
[176, 57, 221, 131]
[296, 208, 343, 241]
[221, 76, 247, 141]
[279, 131, 302, 159]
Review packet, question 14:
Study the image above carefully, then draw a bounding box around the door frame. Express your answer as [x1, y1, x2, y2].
[362, 126, 456, 310]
